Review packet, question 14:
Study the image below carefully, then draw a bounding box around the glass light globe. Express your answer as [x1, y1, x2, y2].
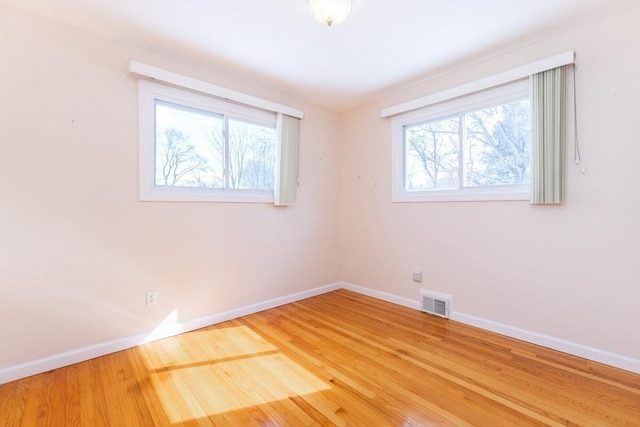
[309, 0, 352, 27]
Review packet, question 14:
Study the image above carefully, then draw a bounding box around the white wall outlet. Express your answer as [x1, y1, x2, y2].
[412, 271, 422, 283]
[146, 290, 157, 306]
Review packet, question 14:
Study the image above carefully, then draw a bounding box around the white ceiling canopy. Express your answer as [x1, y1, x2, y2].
[5, 0, 637, 111]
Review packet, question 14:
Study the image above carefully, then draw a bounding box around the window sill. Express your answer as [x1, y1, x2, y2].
[392, 185, 529, 203]
[140, 186, 274, 203]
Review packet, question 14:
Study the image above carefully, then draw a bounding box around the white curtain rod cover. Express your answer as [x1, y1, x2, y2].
[380, 50, 575, 118]
[129, 60, 304, 119]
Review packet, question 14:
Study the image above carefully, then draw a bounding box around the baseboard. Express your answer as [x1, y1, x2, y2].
[2, 281, 638, 384]
[449, 312, 640, 374]
[340, 282, 640, 374]
[0, 282, 342, 385]
[341, 282, 421, 311]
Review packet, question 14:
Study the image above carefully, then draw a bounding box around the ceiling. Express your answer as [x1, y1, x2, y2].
[4, 0, 637, 111]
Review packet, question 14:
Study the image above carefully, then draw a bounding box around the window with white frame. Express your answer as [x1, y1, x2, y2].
[392, 79, 530, 202]
[139, 80, 278, 202]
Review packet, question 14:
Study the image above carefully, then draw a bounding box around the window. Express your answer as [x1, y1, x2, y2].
[139, 80, 278, 202]
[392, 80, 530, 202]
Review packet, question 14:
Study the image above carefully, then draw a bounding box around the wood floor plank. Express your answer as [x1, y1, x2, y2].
[239, 315, 452, 426]
[274, 305, 549, 426]
[1, 289, 638, 426]
[0, 376, 26, 426]
[15, 370, 43, 426]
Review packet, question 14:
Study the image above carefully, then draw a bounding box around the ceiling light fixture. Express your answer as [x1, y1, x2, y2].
[309, 0, 351, 27]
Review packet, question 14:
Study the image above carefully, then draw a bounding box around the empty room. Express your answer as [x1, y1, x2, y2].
[0, 0, 639, 425]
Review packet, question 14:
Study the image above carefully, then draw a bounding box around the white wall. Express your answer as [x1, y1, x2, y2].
[340, 9, 640, 360]
[0, 6, 341, 370]
[1, 3, 638, 377]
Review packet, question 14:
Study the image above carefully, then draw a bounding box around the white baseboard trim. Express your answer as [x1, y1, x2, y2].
[449, 312, 640, 374]
[341, 282, 421, 311]
[0, 282, 342, 385]
[339, 282, 640, 374]
[2, 281, 638, 384]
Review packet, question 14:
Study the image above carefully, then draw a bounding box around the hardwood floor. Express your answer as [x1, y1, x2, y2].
[1, 289, 639, 426]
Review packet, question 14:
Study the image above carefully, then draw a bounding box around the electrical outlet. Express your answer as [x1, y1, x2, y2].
[146, 290, 157, 306]
[412, 271, 422, 283]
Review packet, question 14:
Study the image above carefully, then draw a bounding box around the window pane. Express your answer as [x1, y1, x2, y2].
[404, 117, 459, 190]
[464, 100, 530, 187]
[228, 119, 276, 191]
[155, 100, 224, 188]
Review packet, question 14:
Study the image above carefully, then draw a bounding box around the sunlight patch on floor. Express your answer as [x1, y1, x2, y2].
[138, 325, 330, 423]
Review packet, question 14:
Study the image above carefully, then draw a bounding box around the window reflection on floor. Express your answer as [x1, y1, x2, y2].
[137, 325, 330, 424]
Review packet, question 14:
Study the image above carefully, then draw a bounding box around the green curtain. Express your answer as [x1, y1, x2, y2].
[274, 114, 299, 206]
[531, 66, 567, 204]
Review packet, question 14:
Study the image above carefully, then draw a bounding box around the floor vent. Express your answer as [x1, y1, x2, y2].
[420, 289, 453, 319]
